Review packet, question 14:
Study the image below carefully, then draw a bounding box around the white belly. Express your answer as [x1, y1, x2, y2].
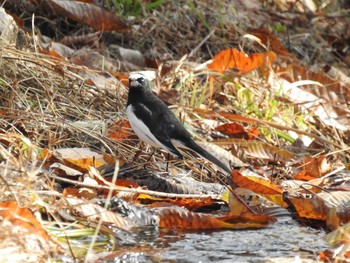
[126, 105, 171, 151]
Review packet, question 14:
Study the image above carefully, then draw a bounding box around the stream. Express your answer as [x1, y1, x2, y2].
[115, 215, 329, 263]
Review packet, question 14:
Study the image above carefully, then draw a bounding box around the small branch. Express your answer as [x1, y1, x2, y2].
[49, 175, 221, 199]
[188, 29, 216, 58]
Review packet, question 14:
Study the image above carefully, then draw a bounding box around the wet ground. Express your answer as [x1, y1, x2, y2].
[117, 215, 329, 263]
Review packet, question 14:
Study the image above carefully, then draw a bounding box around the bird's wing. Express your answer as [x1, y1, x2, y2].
[134, 101, 183, 158]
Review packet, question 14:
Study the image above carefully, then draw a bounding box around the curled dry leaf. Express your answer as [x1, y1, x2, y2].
[53, 147, 114, 173]
[284, 191, 350, 226]
[155, 206, 271, 230]
[231, 170, 283, 195]
[64, 197, 135, 231]
[70, 49, 139, 72]
[239, 141, 294, 163]
[230, 171, 286, 207]
[198, 141, 246, 168]
[33, 0, 131, 31]
[323, 221, 350, 246]
[294, 156, 332, 181]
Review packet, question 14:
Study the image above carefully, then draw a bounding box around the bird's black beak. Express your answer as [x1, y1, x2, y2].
[129, 79, 138, 87]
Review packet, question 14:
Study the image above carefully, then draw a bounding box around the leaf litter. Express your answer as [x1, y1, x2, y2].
[0, 0, 349, 262]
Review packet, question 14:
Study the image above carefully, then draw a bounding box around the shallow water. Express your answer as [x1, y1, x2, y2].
[117, 215, 329, 263]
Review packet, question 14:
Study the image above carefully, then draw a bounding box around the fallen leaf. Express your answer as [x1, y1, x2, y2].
[207, 48, 276, 75]
[231, 170, 283, 195]
[0, 201, 50, 241]
[155, 206, 271, 230]
[32, 0, 131, 31]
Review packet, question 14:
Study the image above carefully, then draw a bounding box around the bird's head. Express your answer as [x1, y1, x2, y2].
[129, 73, 149, 90]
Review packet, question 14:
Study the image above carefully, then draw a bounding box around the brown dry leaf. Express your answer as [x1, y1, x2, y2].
[230, 171, 286, 207]
[198, 141, 245, 168]
[207, 48, 276, 75]
[275, 64, 350, 130]
[240, 141, 294, 163]
[146, 196, 223, 212]
[39, 48, 64, 59]
[280, 64, 347, 99]
[303, 155, 332, 178]
[227, 188, 250, 215]
[113, 72, 131, 87]
[250, 27, 292, 57]
[192, 108, 317, 138]
[108, 119, 134, 142]
[33, 0, 131, 31]
[64, 156, 103, 172]
[294, 156, 332, 181]
[282, 191, 350, 222]
[40, 41, 75, 59]
[69, 49, 123, 72]
[0, 201, 50, 241]
[215, 122, 248, 139]
[326, 196, 350, 229]
[323, 221, 350, 246]
[284, 193, 328, 221]
[60, 32, 101, 49]
[37, 147, 55, 166]
[293, 171, 316, 181]
[220, 213, 276, 225]
[96, 179, 139, 198]
[65, 197, 135, 231]
[231, 170, 283, 195]
[53, 148, 114, 172]
[155, 206, 270, 230]
[63, 187, 98, 200]
[50, 162, 83, 177]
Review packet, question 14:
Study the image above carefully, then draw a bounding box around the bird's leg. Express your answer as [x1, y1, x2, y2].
[132, 145, 143, 162]
[146, 147, 156, 162]
[143, 147, 156, 169]
[166, 152, 170, 172]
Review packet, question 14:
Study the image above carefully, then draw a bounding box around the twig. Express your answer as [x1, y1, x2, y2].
[49, 175, 221, 199]
[188, 29, 216, 58]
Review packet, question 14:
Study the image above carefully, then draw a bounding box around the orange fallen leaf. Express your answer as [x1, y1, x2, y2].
[215, 122, 248, 139]
[294, 170, 315, 181]
[0, 201, 50, 241]
[155, 206, 270, 230]
[303, 155, 331, 178]
[64, 157, 104, 172]
[208, 48, 276, 75]
[220, 213, 276, 225]
[108, 119, 134, 141]
[145, 196, 223, 212]
[231, 170, 283, 195]
[54, 148, 113, 172]
[289, 197, 328, 221]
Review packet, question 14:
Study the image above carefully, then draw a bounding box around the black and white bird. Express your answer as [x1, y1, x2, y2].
[126, 73, 231, 174]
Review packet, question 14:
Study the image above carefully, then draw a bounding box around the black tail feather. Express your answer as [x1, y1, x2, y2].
[185, 140, 231, 174]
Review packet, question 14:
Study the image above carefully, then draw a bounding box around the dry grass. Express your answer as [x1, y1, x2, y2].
[0, 43, 128, 150]
[0, 0, 349, 261]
